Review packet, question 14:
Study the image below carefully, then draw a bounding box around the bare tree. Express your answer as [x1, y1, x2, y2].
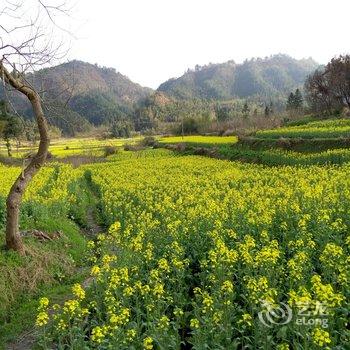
[0, 0, 70, 254]
[305, 55, 350, 114]
[326, 55, 350, 109]
[305, 70, 335, 114]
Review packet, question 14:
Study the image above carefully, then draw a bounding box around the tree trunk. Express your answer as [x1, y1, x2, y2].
[5, 138, 12, 157]
[1, 62, 50, 255]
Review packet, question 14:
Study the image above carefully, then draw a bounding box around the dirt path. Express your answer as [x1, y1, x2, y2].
[84, 205, 103, 237]
[5, 332, 36, 350]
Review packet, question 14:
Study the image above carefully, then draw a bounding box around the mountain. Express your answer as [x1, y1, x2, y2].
[157, 54, 319, 100]
[1, 60, 153, 134]
[1, 55, 320, 135]
[33, 60, 153, 107]
[32, 60, 153, 125]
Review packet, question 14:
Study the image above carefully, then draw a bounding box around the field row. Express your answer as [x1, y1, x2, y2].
[256, 119, 350, 139]
[0, 137, 141, 158]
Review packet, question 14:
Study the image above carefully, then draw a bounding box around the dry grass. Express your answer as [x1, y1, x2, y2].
[0, 240, 75, 320]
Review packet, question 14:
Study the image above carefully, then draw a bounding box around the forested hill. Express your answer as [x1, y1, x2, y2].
[157, 54, 319, 100]
[0, 60, 154, 134]
[0, 56, 320, 135]
[33, 60, 153, 105]
[31, 60, 153, 125]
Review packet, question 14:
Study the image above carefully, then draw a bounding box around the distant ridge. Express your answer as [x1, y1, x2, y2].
[157, 54, 319, 100]
[0, 55, 320, 135]
[0, 60, 154, 134]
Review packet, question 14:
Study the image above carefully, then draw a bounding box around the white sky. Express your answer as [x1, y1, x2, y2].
[65, 0, 350, 88]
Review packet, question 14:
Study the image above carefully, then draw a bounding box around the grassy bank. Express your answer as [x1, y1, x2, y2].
[237, 136, 350, 153]
[158, 118, 350, 166]
[0, 164, 94, 348]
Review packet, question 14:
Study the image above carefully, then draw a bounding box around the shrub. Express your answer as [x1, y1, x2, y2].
[140, 136, 158, 148]
[103, 146, 118, 157]
[124, 144, 145, 152]
[174, 117, 200, 135]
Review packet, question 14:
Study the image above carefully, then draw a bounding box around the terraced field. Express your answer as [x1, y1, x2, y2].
[0, 136, 141, 158]
[255, 119, 350, 139]
[159, 135, 238, 144]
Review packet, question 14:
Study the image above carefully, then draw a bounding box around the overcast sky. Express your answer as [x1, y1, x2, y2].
[65, 0, 349, 88]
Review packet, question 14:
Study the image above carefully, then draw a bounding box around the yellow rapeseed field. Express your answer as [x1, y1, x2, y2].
[256, 119, 350, 139]
[26, 152, 349, 349]
[159, 135, 238, 144]
[0, 137, 141, 158]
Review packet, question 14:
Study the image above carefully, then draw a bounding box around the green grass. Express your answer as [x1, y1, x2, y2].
[0, 169, 93, 348]
[237, 136, 350, 153]
[0, 211, 87, 348]
[283, 115, 318, 127]
[0, 273, 88, 349]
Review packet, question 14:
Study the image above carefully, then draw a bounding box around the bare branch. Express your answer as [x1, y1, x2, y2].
[0, 0, 73, 254]
[38, 0, 75, 37]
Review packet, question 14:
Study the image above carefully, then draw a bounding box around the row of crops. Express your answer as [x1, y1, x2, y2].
[159, 135, 238, 144]
[256, 119, 350, 139]
[0, 137, 140, 158]
[29, 152, 350, 349]
[0, 163, 83, 204]
[219, 146, 350, 166]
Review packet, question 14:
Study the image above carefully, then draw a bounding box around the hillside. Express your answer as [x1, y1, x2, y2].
[32, 60, 153, 107]
[0, 61, 153, 134]
[32, 60, 153, 126]
[158, 54, 319, 100]
[0, 55, 320, 135]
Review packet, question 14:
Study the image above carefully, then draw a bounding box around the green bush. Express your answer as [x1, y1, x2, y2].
[140, 136, 159, 148]
[103, 146, 118, 157]
[175, 117, 200, 135]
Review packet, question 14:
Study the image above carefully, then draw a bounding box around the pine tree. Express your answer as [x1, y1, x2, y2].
[294, 89, 303, 109]
[264, 105, 270, 117]
[287, 89, 303, 111]
[242, 102, 250, 118]
[287, 92, 295, 110]
[0, 100, 23, 157]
